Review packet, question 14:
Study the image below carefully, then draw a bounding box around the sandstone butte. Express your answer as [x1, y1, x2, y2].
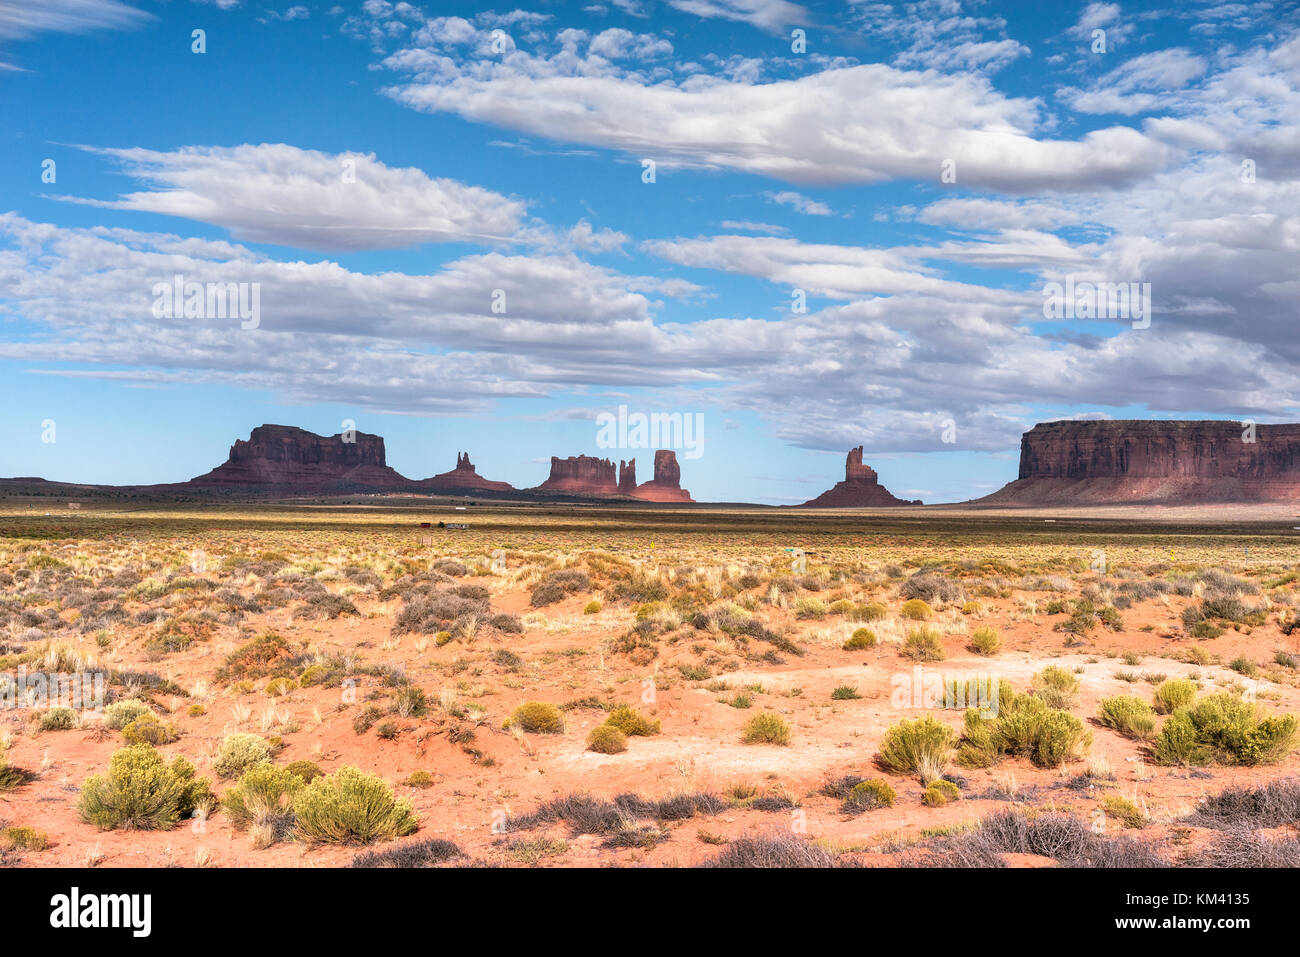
[531, 451, 693, 502]
[980, 420, 1300, 504]
[798, 446, 922, 507]
[188, 424, 409, 489]
[416, 452, 515, 494]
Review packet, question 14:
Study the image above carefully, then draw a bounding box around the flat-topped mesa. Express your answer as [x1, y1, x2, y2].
[798, 446, 921, 507]
[534, 454, 619, 495]
[630, 449, 694, 502]
[188, 424, 409, 488]
[618, 459, 637, 493]
[982, 420, 1300, 504]
[418, 451, 515, 493]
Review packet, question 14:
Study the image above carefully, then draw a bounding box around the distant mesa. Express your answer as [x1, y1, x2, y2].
[534, 454, 619, 495]
[799, 446, 921, 507]
[980, 420, 1300, 505]
[417, 452, 514, 493]
[630, 450, 693, 502]
[188, 424, 407, 489]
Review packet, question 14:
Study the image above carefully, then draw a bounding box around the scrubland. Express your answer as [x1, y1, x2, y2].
[3, 501, 1300, 867]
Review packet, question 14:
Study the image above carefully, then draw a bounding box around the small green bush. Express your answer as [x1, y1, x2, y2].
[507, 701, 565, 734]
[1031, 665, 1080, 709]
[900, 599, 933, 621]
[741, 712, 791, 746]
[213, 733, 273, 779]
[103, 699, 152, 731]
[122, 713, 177, 747]
[604, 705, 660, 737]
[957, 689, 1091, 769]
[583, 600, 602, 615]
[830, 684, 862, 700]
[284, 760, 324, 783]
[849, 601, 888, 622]
[877, 716, 955, 775]
[843, 628, 877, 651]
[900, 627, 945, 661]
[1097, 695, 1157, 740]
[922, 779, 960, 807]
[78, 745, 213, 831]
[968, 626, 1001, 656]
[38, 707, 76, 732]
[223, 763, 305, 830]
[1152, 678, 1197, 715]
[0, 825, 49, 851]
[587, 724, 628, 754]
[1102, 794, 1147, 829]
[293, 766, 417, 845]
[842, 779, 895, 812]
[404, 770, 435, 788]
[1152, 693, 1298, 767]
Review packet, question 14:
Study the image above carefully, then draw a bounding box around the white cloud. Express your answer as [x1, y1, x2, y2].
[0, 0, 149, 39]
[764, 190, 832, 216]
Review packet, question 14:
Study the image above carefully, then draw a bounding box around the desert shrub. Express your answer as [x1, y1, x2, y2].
[794, 597, 827, 619]
[1102, 794, 1147, 829]
[284, 760, 324, 783]
[1229, 656, 1257, 677]
[831, 684, 861, 700]
[900, 572, 964, 605]
[900, 627, 945, 661]
[968, 627, 1001, 656]
[1097, 696, 1157, 740]
[877, 716, 955, 775]
[78, 745, 212, 831]
[702, 834, 839, 868]
[1031, 665, 1080, 709]
[530, 569, 591, 607]
[393, 588, 490, 636]
[843, 628, 877, 651]
[849, 601, 888, 622]
[1152, 678, 1197, 715]
[507, 702, 564, 734]
[583, 600, 602, 614]
[403, 770, 434, 788]
[223, 763, 304, 834]
[293, 766, 417, 845]
[213, 733, 273, 778]
[216, 632, 301, 683]
[828, 599, 856, 616]
[293, 592, 358, 621]
[122, 713, 177, 746]
[900, 598, 933, 620]
[958, 690, 1091, 769]
[0, 826, 49, 851]
[0, 752, 33, 791]
[842, 778, 895, 812]
[38, 707, 76, 731]
[604, 705, 660, 736]
[103, 699, 152, 731]
[923, 779, 960, 807]
[351, 838, 463, 868]
[1152, 694, 1298, 767]
[1188, 778, 1300, 829]
[264, 677, 297, 697]
[588, 725, 627, 754]
[741, 712, 791, 745]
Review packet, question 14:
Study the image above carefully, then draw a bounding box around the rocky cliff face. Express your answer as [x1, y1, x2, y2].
[534, 455, 619, 495]
[418, 452, 514, 493]
[983, 420, 1300, 503]
[799, 446, 921, 507]
[188, 424, 409, 488]
[630, 450, 693, 502]
[618, 459, 637, 493]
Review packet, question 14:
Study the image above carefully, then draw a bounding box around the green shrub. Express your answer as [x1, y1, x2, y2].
[830, 684, 861, 700]
[829, 599, 856, 616]
[842, 779, 895, 812]
[843, 628, 877, 651]
[1097, 695, 1157, 740]
[0, 825, 49, 851]
[968, 626, 1001, 656]
[265, 677, 297, 697]
[1152, 693, 1298, 767]
[1102, 794, 1147, 829]
[284, 760, 324, 783]
[223, 763, 305, 829]
[403, 770, 434, 788]
[877, 716, 955, 775]
[1229, 656, 1257, 677]
[213, 733, 273, 779]
[507, 702, 565, 734]
[922, 779, 960, 807]
[122, 713, 177, 746]
[583, 600, 602, 615]
[38, 707, 76, 732]
[293, 766, 417, 845]
[957, 689, 1091, 769]
[900, 599, 933, 621]
[604, 705, 660, 737]
[103, 699, 152, 731]
[850, 601, 888, 622]
[1152, 678, 1197, 715]
[1031, 665, 1080, 709]
[587, 725, 628, 754]
[794, 597, 827, 619]
[900, 627, 945, 661]
[741, 712, 791, 745]
[78, 745, 213, 831]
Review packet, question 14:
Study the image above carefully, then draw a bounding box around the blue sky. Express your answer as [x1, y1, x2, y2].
[1, 0, 1298, 503]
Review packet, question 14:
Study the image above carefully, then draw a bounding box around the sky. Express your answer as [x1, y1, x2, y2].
[0, 0, 1298, 504]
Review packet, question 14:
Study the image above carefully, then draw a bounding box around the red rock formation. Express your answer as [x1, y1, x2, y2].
[618, 459, 637, 493]
[981, 420, 1300, 504]
[630, 450, 694, 502]
[188, 424, 409, 488]
[417, 452, 514, 493]
[534, 455, 619, 495]
[798, 446, 921, 507]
